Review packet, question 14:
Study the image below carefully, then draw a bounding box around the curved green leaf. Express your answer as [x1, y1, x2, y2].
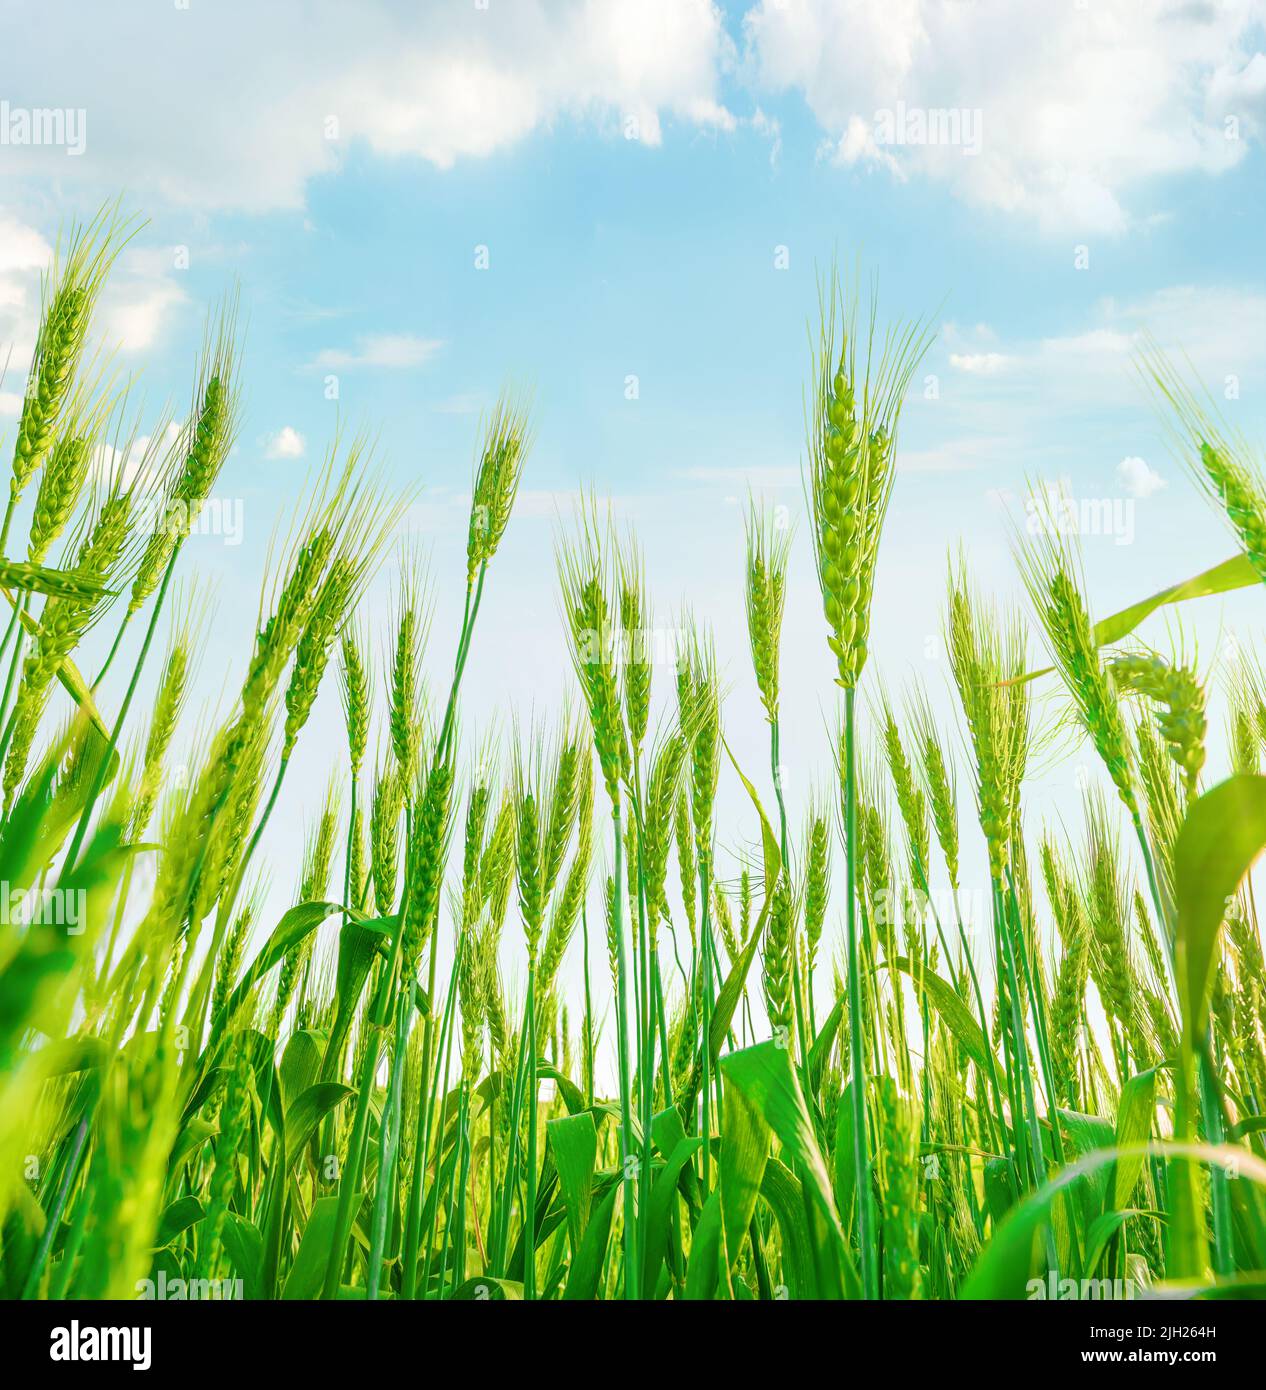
[720, 1082, 769, 1278]
[283, 1194, 352, 1300]
[1016, 552, 1257, 685]
[284, 1082, 355, 1174]
[720, 1040, 861, 1299]
[562, 1179, 619, 1301]
[210, 901, 345, 1050]
[760, 1157, 814, 1300]
[156, 1195, 204, 1246]
[684, 1191, 723, 1300]
[1113, 1068, 1159, 1212]
[548, 1110, 598, 1249]
[962, 1141, 1266, 1299]
[1175, 774, 1266, 1042]
[889, 957, 992, 1076]
[641, 1136, 703, 1298]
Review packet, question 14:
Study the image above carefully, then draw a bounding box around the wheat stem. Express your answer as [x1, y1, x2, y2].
[843, 687, 877, 1298]
[611, 801, 638, 1297]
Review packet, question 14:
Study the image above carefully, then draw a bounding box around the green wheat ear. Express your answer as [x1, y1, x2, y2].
[762, 874, 795, 1042]
[744, 497, 792, 724]
[212, 889, 259, 1026]
[402, 750, 455, 969]
[906, 684, 960, 893]
[512, 726, 547, 964]
[1048, 871, 1090, 1106]
[802, 794, 831, 980]
[674, 787, 697, 947]
[641, 726, 688, 945]
[1108, 648, 1207, 798]
[283, 439, 403, 761]
[25, 378, 120, 566]
[338, 619, 371, 781]
[9, 203, 138, 516]
[1082, 792, 1151, 1066]
[557, 500, 629, 812]
[467, 390, 532, 586]
[1223, 645, 1266, 775]
[4, 486, 138, 804]
[615, 533, 652, 761]
[129, 294, 243, 619]
[369, 758, 404, 916]
[677, 614, 720, 868]
[387, 551, 430, 794]
[1141, 338, 1266, 585]
[1015, 521, 1138, 821]
[944, 555, 1028, 882]
[537, 747, 594, 1034]
[807, 266, 935, 690]
[128, 611, 199, 840]
[875, 684, 929, 884]
[282, 556, 357, 759]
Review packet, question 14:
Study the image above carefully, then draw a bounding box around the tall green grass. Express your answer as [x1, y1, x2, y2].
[3, 214, 1266, 1302]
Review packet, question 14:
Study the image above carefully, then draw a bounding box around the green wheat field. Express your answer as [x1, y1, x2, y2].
[3, 208, 1266, 1304]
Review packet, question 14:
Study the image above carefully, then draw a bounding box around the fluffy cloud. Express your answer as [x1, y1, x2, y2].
[743, 0, 1265, 231]
[266, 426, 306, 459]
[310, 334, 443, 371]
[0, 214, 50, 276]
[1118, 455, 1168, 498]
[90, 420, 184, 491]
[98, 276, 187, 353]
[0, 212, 52, 378]
[941, 285, 1266, 404]
[948, 352, 1010, 375]
[10, 1, 1252, 231]
[0, 0, 733, 212]
[0, 213, 186, 378]
[898, 285, 1266, 494]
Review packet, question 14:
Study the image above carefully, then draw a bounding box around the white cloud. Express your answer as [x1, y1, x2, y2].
[311, 334, 443, 371]
[912, 285, 1266, 494]
[948, 352, 1009, 374]
[0, 1, 733, 212]
[749, 107, 783, 167]
[0, 391, 21, 417]
[744, 0, 1264, 231]
[678, 463, 800, 488]
[1, 211, 187, 396]
[90, 420, 183, 491]
[266, 426, 306, 459]
[0, 214, 50, 275]
[1118, 455, 1168, 498]
[941, 286, 1266, 401]
[99, 277, 187, 353]
[0, 214, 50, 380]
[897, 443, 988, 473]
[831, 114, 903, 175]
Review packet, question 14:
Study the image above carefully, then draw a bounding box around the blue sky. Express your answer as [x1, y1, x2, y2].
[3, 0, 1266, 1007]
